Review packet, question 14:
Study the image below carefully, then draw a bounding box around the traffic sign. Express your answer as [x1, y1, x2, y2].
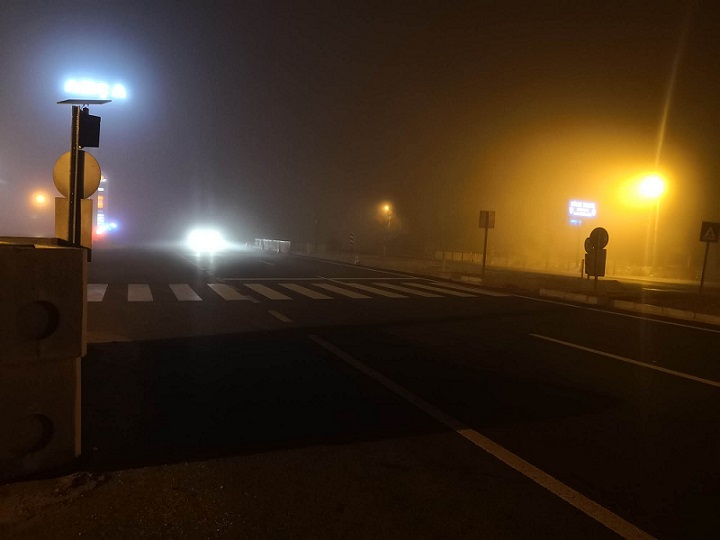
[479, 210, 495, 229]
[585, 249, 607, 277]
[588, 227, 609, 249]
[699, 221, 720, 243]
[53, 151, 101, 198]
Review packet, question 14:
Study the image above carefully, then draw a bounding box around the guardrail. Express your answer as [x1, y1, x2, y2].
[255, 238, 291, 253]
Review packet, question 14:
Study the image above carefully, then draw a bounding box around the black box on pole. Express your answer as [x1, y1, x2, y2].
[79, 108, 101, 148]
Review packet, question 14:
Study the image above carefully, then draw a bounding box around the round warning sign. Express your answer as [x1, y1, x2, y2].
[52, 151, 101, 198]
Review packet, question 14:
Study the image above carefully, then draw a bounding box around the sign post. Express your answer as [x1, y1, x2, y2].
[585, 227, 609, 293]
[56, 99, 109, 258]
[479, 210, 495, 278]
[698, 221, 720, 295]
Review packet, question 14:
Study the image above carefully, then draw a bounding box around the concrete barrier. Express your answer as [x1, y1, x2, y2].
[0, 242, 86, 481]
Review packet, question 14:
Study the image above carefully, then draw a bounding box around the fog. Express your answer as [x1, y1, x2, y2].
[2, 1, 720, 279]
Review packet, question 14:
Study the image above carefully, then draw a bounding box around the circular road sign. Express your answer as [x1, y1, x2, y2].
[589, 227, 609, 249]
[52, 151, 101, 198]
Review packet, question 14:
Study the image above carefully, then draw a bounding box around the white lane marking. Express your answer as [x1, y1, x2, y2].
[170, 283, 203, 301]
[88, 284, 108, 302]
[207, 283, 254, 301]
[244, 283, 292, 300]
[531, 334, 720, 389]
[260, 260, 275, 266]
[313, 283, 371, 299]
[309, 335, 654, 540]
[269, 310, 292, 323]
[430, 281, 509, 297]
[513, 294, 720, 335]
[280, 283, 333, 300]
[341, 282, 407, 298]
[373, 282, 441, 298]
[128, 284, 153, 302]
[402, 282, 476, 297]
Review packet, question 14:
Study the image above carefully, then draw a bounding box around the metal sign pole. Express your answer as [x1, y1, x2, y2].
[699, 241, 710, 295]
[67, 106, 80, 244]
[482, 224, 489, 278]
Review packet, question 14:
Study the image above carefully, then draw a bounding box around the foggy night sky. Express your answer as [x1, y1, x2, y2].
[1, 1, 720, 271]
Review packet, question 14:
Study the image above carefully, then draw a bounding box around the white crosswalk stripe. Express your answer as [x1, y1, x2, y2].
[87, 280, 507, 303]
[340, 282, 407, 298]
[313, 283, 371, 299]
[243, 283, 292, 300]
[207, 283, 253, 301]
[429, 281, 509, 296]
[170, 283, 202, 301]
[400, 282, 476, 297]
[88, 283, 108, 302]
[280, 283, 333, 299]
[372, 282, 441, 297]
[128, 284, 153, 302]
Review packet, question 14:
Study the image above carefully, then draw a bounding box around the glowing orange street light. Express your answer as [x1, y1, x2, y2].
[637, 173, 667, 200]
[637, 173, 667, 272]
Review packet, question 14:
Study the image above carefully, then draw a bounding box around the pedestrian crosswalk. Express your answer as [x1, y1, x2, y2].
[86, 280, 509, 303]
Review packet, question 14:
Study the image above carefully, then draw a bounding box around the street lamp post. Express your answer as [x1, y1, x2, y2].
[383, 204, 392, 257]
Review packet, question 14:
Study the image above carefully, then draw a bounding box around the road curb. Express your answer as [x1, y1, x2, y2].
[539, 289, 720, 326]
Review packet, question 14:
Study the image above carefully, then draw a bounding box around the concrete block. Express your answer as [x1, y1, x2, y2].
[634, 303, 664, 316]
[0, 242, 85, 481]
[662, 307, 694, 320]
[693, 312, 720, 326]
[0, 244, 86, 361]
[613, 300, 636, 311]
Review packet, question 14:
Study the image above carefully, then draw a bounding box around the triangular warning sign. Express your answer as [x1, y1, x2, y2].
[703, 226, 717, 242]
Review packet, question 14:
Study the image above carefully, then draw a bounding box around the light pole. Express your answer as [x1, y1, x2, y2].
[637, 173, 667, 274]
[383, 204, 392, 257]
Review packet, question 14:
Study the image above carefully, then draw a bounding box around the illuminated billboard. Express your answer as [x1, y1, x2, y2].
[64, 79, 127, 100]
[568, 200, 597, 218]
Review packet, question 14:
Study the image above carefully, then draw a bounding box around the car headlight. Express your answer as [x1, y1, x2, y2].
[186, 228, 226, 253]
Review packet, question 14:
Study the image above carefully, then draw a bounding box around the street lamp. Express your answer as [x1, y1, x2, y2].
[637, 173, 667, 273]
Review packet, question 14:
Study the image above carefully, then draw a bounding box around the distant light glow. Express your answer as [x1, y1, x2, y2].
[568, 200, 597, 218]
[31, 191, 49, 207]
[186, 228, 227, 253]
[64, 79, 128, 100]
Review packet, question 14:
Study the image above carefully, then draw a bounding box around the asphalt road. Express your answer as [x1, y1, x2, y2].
[3, 245, 719, 539]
